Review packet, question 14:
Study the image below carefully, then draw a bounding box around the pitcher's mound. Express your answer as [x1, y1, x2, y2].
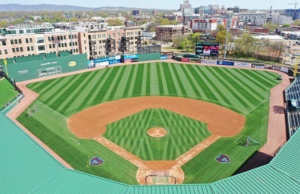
[147, 128, 168, 138]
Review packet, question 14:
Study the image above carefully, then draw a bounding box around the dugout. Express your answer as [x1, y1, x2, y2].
[1, 53, 87, 82]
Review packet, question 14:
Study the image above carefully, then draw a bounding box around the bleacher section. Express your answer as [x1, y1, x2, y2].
[285, 78, 300, 137]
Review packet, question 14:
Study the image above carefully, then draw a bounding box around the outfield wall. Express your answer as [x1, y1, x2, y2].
[138, 53, 161, 62]
[3, 54, 87, 82]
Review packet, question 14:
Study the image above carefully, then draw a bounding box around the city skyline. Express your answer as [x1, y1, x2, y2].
[0, 0, 297, 10]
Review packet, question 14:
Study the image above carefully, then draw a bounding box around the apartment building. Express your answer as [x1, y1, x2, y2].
[155, 25, 190, 41]
[238, 13, 267, 25]
[0, 25, 142, 60]
[190, 19, 219, 32]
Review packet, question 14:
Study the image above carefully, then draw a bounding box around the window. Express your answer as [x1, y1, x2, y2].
[2, 41, 6, 46]
[53, 44, 55, 48]
[64, 36, 66, 40]
[64, 43, 67, 47]
[49, 44, 52, 49]
[74, 35, 77, 39]
[26, 38, 29, 43]
[75, 42, 77, 46]
[0, 50, 2, 55]
[58, 36, 60, 41]
[48, 37, 51, 41]
[38, 45, 45, 51]
[58, 43, 61, 47]
[18, 39, 22, 44]
[76, 48, 78, 53]
[16, 48, 19, 52]
[30, 38, 33, 43]
[11, 40, 14, 44]
[14, 39, 18, 44]
[31, 46, 34, 51]
[12, 48, 15, 52]
[4, 49, 8, 54]
[27, 46, 30, 51]
[20, 47, 23, 52]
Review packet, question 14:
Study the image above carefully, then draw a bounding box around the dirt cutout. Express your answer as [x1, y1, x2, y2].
[69, 96, 245, 184]
[147, 127, 168, 138]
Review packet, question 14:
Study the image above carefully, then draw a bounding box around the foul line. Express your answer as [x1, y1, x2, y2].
[68, 137, 80, 145]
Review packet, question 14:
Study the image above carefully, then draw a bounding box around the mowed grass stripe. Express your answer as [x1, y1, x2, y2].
[238, 69, 274, 90]
[192, 66, 228, 106]
[141, 63, 148, 96]
[57, 71, 97, 113]
[161, 62, 177, 95]
[29, 79, 56, 92]
[62, 71, 100, 116]
[101, 66, 126, 103]
[121, 65, 136, 98]
[76, 69, 108, 112]
[158, 63, 169, 95]
[211, 67, 257, 109]
[46, 74, 84, 107]
[36, 78, 66, 95]
[254, 70, 279, 86]
[38, 76, 73, 102]
[112, 65, 133, 100]
[235, 69, 270, 92]
[132, 64, 145, 96]
[156, 63, 165, 94]
[106, 66, 127, 101]
[169, 63, 187, 96]
[166, 63, 184, 96]
[146, 63, 151, 95]
[181, 64, 208, 100]
[223, 68, 268, 99]
[206, 67, 252, 112]
[186, 65, 218, 102]
[174, 64, 197, 99]
[91, 67, 120, 105]
[127, 64, 139, 97]
[150, 63, 160, 96]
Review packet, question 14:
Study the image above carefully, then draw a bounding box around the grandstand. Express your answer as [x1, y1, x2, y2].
[286, 78, 300, 137]
[1, 110, 300, 193]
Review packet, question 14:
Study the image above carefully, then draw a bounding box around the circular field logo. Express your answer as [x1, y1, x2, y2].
[69, 61, 77, 67]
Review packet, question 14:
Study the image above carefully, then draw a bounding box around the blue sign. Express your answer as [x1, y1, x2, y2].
[217, 61, 234, 66]
[124, 54, 139, 59]
[160, 55, 168, 60]
[89, 156, 105, 166]
[94, 57, 109, 63]
[87, 60, 95, 68]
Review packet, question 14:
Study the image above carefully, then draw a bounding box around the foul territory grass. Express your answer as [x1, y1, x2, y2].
[104, 108, 211, 160]
[0, 78, 19, 108]
[18, 62, 281, 184]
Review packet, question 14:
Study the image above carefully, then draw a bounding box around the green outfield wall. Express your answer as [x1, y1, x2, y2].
[3, 54, 87, 82]
[138, 53, 161, 62]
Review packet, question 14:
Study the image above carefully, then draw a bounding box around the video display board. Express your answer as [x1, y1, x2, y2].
[196, 42, 219, 56]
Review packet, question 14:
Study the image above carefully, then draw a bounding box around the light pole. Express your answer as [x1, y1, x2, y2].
[65, 12, 74, 55]
[224, 12, 232, 59]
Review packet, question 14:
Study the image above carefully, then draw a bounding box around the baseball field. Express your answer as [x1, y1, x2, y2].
[16, 62, 280, 185]
[0, 78, 19, 108]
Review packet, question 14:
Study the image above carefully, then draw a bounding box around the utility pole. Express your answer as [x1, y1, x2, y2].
[65, 12, 74, 55]
[224, 12, 232, 59]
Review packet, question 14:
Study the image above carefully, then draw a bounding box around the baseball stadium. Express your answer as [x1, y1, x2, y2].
[1, 52, 300, 193]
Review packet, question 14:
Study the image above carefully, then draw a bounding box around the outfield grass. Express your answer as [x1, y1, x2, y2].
[17, 62, 280, 184]
[104, 108, 211, 160]
[0, 78, 19, 108]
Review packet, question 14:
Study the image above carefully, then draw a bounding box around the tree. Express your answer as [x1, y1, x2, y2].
[216, 25, 232, 47]
[173, 35, 187, 48]
[180, 37, 192, 52]
[282, 24, 291, 28]
[0, 20, 8, 28]
[70, 17, 78, 22]
[107, 19, 123, 26]
[263, 22, 279, 32]
[233, 33, 257, 57]
[294, 19, 300, 26]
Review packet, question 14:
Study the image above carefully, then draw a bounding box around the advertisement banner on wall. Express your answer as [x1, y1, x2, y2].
[234, 62, 252, 68]
[94, 57, 109, 67]
[108, 55, 121, 65]
[254, 65, 265, 69]
[201, 59, 217, 64]
[160, 55, 168, 60]
[182, 58, 190, 62]
[124, 54, 139, 59]
[280, 67, 289, 73]
[87, 60, 95, 68]
[217, 61, 234, 66]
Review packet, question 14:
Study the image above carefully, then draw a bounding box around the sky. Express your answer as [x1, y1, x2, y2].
[1, 0, 296, 10]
